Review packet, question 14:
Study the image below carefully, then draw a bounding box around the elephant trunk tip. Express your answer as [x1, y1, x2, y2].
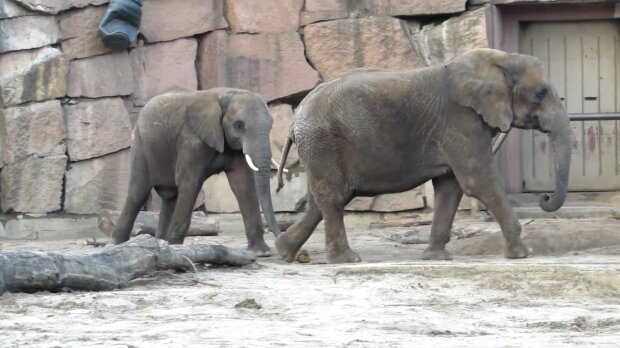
[538, 192, 565, 212]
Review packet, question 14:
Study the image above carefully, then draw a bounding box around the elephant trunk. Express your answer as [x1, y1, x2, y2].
[245, 133, 281, 237]
[539, 111, 572, 212]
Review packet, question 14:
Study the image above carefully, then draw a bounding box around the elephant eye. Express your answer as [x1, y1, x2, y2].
[233, 121, 244, 130]
[534, 88, 548, 102]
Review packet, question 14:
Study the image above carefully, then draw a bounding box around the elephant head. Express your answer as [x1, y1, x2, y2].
[447, 48, 572, 212]
[184, 89, 281, 236]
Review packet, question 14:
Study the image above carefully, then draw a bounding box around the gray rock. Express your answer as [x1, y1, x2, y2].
[0, 15, 61, 53]
[0, 155, 67, 213]
[64, 149, 131, 214]
[0, 46, 69, 106]
[63, 98, 133, 161]
[1, 100, 66, 164]
[12, 0, 108, 14]
[67, 51, 135, 98]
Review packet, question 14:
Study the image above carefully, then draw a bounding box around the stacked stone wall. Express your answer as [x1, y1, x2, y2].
[0, 0, 492, 216]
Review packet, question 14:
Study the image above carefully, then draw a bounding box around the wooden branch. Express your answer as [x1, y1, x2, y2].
[0, 235, 255, 295]
[97, 209, 220, 238]
[369, 219, 432, 229]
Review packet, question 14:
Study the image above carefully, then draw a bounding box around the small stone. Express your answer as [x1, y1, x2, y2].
[294, 249, 311, 263]
[235, 298, 262, 309]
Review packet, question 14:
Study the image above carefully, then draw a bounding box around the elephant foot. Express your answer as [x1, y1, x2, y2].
[327, 248, 361, 264]
[248, 241, 271, 257]
[275, 232, 301, 263]
[421, 247, 453, 260]
[504, 240, 530, 259]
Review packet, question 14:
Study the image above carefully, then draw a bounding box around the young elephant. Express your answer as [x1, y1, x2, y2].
[113, 88, 281, 256]
[276, 48, 572, 263]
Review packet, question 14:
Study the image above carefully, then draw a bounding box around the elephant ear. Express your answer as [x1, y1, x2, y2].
[185, 93, 225, 153]
[447, 49, 514, 132]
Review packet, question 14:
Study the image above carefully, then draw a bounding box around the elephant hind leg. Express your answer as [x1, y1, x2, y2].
[422, 174, 463, 260]
[275, 190, 323, 262]
[112, 151, 151, 244]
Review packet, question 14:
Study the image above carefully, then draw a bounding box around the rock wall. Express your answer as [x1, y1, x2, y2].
[0, 0, 491, 216]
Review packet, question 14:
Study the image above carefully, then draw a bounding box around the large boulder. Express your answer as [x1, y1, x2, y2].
[269, 103, 298, 167]
[304, 17, 426, 80]
[347, 0, 466, 17]
[67, 51, 135, 98]
[11, 0, 107, 14]
[140, 0, 227, 43]
[58, 5, 112, 59]
[64, 149, 130, 214]
[202, 171, 307, 213]
[225, 0, 303, 33]
[1, 100, 66, 164]
[0, 0, 37, 19]
[198, 31, 319, 101]
[410, 6, 490, 65]
[130, 38, 197, 106]
[63, 98, 133, 162]
[0, 15, 61, 53]
[0, 47, 69, 106]
[0, 155, 67, 213]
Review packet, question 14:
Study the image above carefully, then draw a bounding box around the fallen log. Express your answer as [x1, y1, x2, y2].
[98, 209, 220, 238]
[0, 234, 255, 295]
[369, 219, 432, 229]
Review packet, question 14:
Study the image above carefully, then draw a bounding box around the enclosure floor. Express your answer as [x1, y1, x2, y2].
[1, 217, 620, 347]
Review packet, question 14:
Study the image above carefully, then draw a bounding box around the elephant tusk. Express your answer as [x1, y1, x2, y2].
[271, 158, 289, 173]
[245, 154, 260, 172]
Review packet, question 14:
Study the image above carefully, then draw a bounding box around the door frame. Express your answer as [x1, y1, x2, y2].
[489, 0, 620, 193]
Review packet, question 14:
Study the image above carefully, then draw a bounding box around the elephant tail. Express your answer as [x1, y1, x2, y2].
[276, 130, 294, 193]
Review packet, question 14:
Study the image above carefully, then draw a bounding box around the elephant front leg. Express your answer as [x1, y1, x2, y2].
[225, 160, 271, 257]
[422, 174, 463, 260]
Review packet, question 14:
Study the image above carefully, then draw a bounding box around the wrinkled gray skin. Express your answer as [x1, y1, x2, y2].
[113, 88, 281, 257]
[276, 48, 572, 263]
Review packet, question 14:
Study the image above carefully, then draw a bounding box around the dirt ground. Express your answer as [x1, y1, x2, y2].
[1, 215, 620, 347]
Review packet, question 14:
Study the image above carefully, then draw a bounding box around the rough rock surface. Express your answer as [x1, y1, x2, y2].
[0, 47, 69, 106]
[140, 0, 227, 43]
[225, 0, 303, 33]
[304, 17, 426, 80]
[64, 149, 130, 214]
[130, 38, 198, 106]
[269, 103, 298, 166]
[0, 15, 61, 53]
[1, 100, 66, 164]
[0, 155, 67, 213]
[0, 0, 37, 19]
[11, 0, 107, 14]
[411, 6, 489, 65]
[58, 5, 112, 59]
[348, 0, 466, 16]
[67, 51, 135, 98]
[198, 31, 319, 101]
[203, 171, 307, 213]
[63, 98, 133, 162]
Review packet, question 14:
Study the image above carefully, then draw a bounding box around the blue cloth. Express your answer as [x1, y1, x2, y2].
[99, 0, 142, 50]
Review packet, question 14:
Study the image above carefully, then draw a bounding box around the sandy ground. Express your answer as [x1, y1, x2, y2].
[1, 216, 620, 347]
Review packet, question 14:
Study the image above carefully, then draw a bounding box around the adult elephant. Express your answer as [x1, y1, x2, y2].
[275, 48, 572, 263]
[113, 87, 280, 257]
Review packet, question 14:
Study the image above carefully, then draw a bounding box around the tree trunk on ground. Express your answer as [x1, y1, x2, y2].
[0, 235, 256, 295]
[98, 209, 220, 238]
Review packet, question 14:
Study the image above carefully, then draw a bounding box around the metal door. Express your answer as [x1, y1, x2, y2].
[519, 20, 620, 191]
